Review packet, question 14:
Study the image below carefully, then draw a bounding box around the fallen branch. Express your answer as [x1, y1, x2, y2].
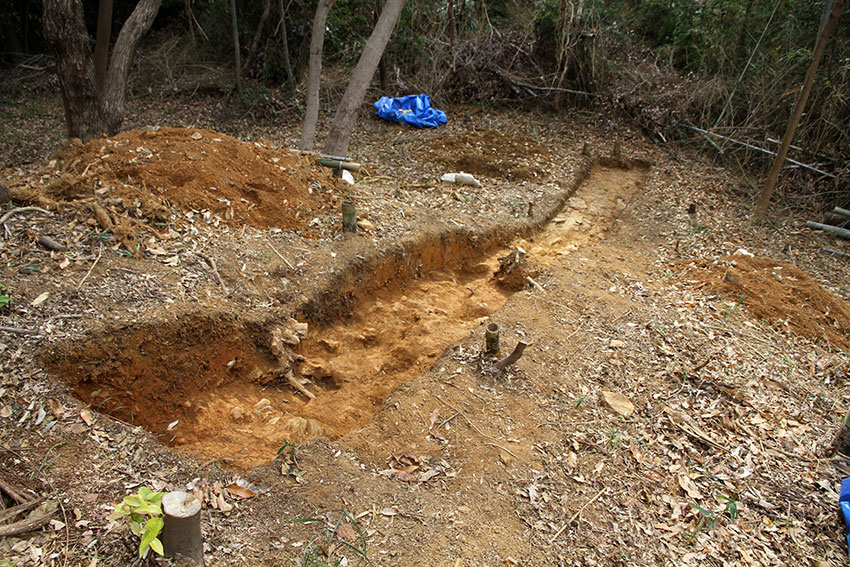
[549, 487, 607, 543]
[0, 496, 46, 525]
[495, 341, 530, 371]
[0, 501, 57, 537]
[38, 235, 67, 252]
[0, 207, 51, 226]
[684, 125, 836, 178]
[525, 276, 545, 293]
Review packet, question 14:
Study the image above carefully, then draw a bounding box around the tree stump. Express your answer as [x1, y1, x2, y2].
[161, 491, 204, 566]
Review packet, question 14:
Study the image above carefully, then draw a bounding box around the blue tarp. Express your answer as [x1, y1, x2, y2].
[374, 94, 447, 128]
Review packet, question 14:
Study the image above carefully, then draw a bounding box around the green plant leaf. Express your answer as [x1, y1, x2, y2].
[129, 519, 143, 537]
[123, 494, 144, 508]
[138, 486, 153, 500]
[149, 537, 164, 556]
[139, 516, 164, 557]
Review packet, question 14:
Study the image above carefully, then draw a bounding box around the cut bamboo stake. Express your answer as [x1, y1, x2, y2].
[833, 207, 850, 218]
[805, 221, 850, 240]
[824, 247, 850, 259]
[495, 341, 529, 371]
[161, 491, 204, 566]
[754, 0, 845, 221]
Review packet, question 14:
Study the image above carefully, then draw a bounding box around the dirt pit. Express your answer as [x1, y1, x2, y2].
[425, 129, 551, 181]
[45, 165, 646, 468]
[677, 253, 850, 350]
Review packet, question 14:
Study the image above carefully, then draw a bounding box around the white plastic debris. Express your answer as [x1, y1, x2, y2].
[734, 248, 755, 257]
[440, 172, 482, 187]
[341, 169, 355, 184]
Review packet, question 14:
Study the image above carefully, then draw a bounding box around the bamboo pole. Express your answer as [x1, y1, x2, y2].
[753, 0, 844, 222]
[805, 221, 850, 240]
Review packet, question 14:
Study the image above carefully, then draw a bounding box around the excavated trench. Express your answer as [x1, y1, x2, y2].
[45, 164, 647, 468]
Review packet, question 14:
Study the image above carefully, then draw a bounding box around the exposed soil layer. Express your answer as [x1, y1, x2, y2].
[677, 254, 850, 350]
[425, 129, 552, 181]
[18, 127, 346, 243]
[45, 165, 646, 468]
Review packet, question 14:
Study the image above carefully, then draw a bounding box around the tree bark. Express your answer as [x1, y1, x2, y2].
[228, 0, 244, 98]
[161, 491, 204, 566]
[94, 0, 113, 94]
[44, 0, 160, 141]
[43, 0, 105, 141]
[277, 0, 295, 90]
[322, 0, 407, 157]
[243, 0, 270, 74]
[299, 0, 336, 151]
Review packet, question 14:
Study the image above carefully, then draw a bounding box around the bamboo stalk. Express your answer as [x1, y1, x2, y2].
[806, 221, 850, 240]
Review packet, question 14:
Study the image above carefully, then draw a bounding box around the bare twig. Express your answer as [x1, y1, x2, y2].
[549, 487, 607, 543]
[435, 395, 502, 440]
[484, 442, 518, 459]
[0, 327, 35, 335]
[266, 239, 295, 269]
[196, 252, 228, 294]
[0, 502, 56, 537]
[76, 244, 103, 290]
[0, 206, 51, 226]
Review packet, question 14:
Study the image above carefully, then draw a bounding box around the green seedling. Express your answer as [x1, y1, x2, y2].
[109, 486, 166, 558]
[0, 283, 13, 309]
[718, 493, 739, 521]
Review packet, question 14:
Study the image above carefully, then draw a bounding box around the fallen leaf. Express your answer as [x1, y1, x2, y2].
[629, 440, 644, 463]
[335, 521, 357, 542]
[379, 507, 398, 517]
[31, 292, 50, 306]
[217, 493, 233, 512]
[48, 398, 64, 419]
[678, 474, 703, 500]
[601, 390, 635, 417]
[80, 408, 94, 426]
[167, 420, 179, 431]
[59, 258, 71, 269]
[225, 484, 256, 500]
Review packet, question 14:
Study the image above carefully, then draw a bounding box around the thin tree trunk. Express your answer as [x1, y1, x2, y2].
[229, 0, 244, 98]
[300, 0, 336, 151]
[94, 0, 113, 94]
[322, 0, 406, 157]
[753, 0, 844, 221]
[43, 0, 104, 141]
[376, 0, 388, 92]
[448, 0, 456, 51]
[100, 0, 162, 135]
[243, 0, 270, 74]
[278, 0, 294, 90]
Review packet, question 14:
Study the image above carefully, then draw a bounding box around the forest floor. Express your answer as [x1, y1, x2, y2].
[1, 87, 850, 567]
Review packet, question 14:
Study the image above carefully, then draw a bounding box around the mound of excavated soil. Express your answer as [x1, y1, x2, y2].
[678, 254, 850, 350]
[36, 127, 345, 241]
[425, 129, 551, 181]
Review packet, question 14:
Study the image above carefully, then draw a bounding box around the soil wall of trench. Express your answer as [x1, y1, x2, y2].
[41, 158, 649, 468]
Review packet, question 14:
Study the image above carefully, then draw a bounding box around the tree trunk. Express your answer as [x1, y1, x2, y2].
[243, 0, 270, 74]
[299, 0, 336, 151]
[322, 0, 406, 157]
[228, 0, 244, 98]
[44, 0, 160, 141]
[100, 0, 161, 135]
[753, 0, 844, 222]
[277, 0, 295, 90]
[43, 0, 105, 141]
[94, 0, 113, 94]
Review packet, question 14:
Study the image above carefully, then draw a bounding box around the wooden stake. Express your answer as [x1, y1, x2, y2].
[754, 0, 845, 221]
[162, 491, 204, 566]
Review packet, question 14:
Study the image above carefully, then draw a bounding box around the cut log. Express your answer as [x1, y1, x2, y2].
[833, 207, 850, 218]
[161, 491, 204, 566]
